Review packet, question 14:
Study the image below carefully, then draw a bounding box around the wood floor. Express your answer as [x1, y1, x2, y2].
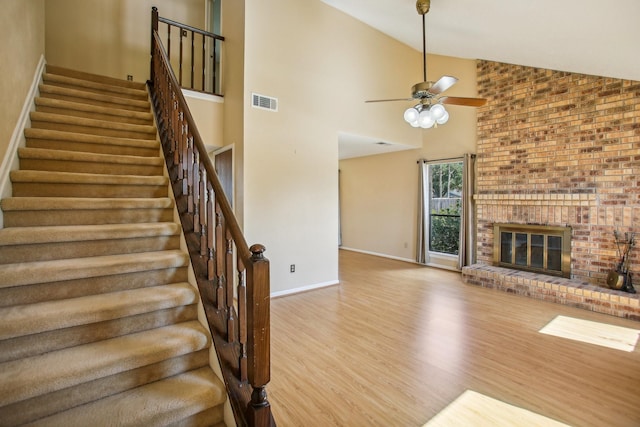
[268, 250, 640, 427]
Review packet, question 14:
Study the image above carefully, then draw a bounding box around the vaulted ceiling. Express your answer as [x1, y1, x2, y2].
[322, 0, 640, 82]
[329, 0, 640, 159]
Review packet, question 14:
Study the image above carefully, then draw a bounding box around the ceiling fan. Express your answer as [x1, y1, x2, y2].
[366, 0, 487, 128]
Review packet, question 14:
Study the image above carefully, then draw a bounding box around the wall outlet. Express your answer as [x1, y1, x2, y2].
[127, 75, 133, 81]
[290, 264, 295, 273]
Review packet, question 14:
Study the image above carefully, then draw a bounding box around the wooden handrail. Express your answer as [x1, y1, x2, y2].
[149, 8, 274, 427]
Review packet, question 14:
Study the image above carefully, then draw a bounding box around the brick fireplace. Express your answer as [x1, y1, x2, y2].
[461, 60, 640, 320]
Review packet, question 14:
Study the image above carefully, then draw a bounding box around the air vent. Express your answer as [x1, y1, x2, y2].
[252, 93, 278, 112]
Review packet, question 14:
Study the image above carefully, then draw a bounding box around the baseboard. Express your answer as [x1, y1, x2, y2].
[339, 246, 416, 264]
[339, 246, 462, 272]
[271, 280, 339, 298]
[0, 54, 46, 228]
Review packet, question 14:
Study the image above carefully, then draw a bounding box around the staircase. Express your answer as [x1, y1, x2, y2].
[0, 66, 227, 426]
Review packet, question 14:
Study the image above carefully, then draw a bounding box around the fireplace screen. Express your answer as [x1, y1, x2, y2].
[494, 224, 571, 278]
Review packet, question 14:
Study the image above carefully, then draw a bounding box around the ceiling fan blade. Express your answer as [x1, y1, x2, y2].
[365, 98, 414, 103]
[428, 75, 458, 95]
[440, 96, 487, 107]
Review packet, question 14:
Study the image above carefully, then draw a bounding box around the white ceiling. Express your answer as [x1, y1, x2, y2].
[328, 0, 640, 159]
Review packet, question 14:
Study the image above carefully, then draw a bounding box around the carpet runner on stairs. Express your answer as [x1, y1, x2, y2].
[0, 65, 227, 426]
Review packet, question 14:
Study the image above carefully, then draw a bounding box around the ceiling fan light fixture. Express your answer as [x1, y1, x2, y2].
[404, 106, 420, 123]
[436, 110, 449, 125]
[418, 108, 435, 128]
[430, 103, 446, 120]
[366, 1, 487, 130]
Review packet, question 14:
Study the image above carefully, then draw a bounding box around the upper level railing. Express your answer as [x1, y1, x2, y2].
[155, 7, 224, 95]
[150, 8, 274, 426]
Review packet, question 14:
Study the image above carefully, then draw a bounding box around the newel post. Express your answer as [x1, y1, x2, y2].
[246, 244, 272, 426]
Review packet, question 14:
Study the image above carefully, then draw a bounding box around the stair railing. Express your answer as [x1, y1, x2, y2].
[154, 7, 224, 95]
[150, 8, 274, 427]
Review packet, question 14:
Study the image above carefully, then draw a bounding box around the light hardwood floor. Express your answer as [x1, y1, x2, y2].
[269, 250, 640, 427]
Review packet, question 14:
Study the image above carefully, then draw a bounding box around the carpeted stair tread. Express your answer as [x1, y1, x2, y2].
[18, 147, 163, 167]
[0, 222, 179, 245]
[10, 169, 168, 186]
[0, 283, 197, 341]
[1, 196, 173, 211]
[1, 197, 176, 227]
[35, 97, 153, 124]
[45, 65, 147, 91]
[0, 221, 180, 263]
[0, 321, 210, 407]
[30, 111, 157, 138]
[42, 72, 149, 100]
[0, 250, 189, 288]
[25, 367, 225, 427]
[25, 128, 160, 153]
[0, 66, 228, 426]
[39, 83, 150, 111]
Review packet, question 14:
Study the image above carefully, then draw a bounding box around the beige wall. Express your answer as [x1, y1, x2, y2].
[242, 0, 424, 293]
[183, 92, 224, 150]
[220, 0, 245, 226]
[45, 0, 205, 83]
[0, 0, 45, 164]
[339, 54, 479, 262]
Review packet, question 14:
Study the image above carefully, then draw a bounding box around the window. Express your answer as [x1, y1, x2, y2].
[428, 161, 463, 255]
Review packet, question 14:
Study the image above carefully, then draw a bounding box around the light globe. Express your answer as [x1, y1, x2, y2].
[404, 107, 419, 123]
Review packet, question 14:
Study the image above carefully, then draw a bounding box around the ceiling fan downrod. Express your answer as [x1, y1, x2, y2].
[417, 0, 430, 83]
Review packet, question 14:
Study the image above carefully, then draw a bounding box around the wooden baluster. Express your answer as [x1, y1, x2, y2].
[182, 130, 190, 197]
[215, 203, 225, 311]
[174, 102, 182, 176]
[166, 23, 171, 62]
[199, 165, 207, 255]
[187, 146, 196, 216]
[179, 26, 183, 86]
[207, 183, 216, 283]
[193, 150, 200, 235]
[190, 31, 195, 89]
[226, 231, 236, 342]
[201, 33, 206, 91]
[170, 105, 178, 169]
[238, 258, 248, 382]
[150, 8, 158, 84]
[176, 114, 184, 183]
[170, 101, 178, 168]
[212, 40, 217, 95]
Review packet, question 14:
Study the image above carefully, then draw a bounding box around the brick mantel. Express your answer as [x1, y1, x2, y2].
[474, 60, 640, 286]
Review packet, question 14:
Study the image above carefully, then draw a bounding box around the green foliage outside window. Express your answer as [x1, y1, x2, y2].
[429, 162, 462, 255]
[430, 205, 461, 255]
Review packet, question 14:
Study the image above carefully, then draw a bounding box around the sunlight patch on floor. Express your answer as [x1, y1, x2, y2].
[539, 315, 640, 352]
[423, 390, 571, 427]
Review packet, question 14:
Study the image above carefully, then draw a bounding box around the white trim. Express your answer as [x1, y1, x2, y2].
[271, 280, 339, 298]
[0, 55, 46, 229]
[339, 246, 461, 272]
[182, 88, 224, 103]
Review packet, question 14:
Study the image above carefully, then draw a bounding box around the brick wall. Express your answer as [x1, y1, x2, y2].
[475, 60, 640, 285]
